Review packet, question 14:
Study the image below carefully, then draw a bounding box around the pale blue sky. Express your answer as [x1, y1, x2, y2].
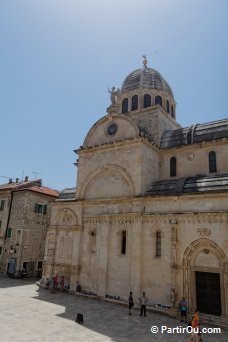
[0, 0, 227, 190]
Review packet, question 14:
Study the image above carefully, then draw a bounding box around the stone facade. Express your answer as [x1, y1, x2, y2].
[43, 64, 228, 323]
[0, 179, 58, 277]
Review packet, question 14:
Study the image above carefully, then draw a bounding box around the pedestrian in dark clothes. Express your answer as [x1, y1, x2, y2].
[128, 292, 134, 315]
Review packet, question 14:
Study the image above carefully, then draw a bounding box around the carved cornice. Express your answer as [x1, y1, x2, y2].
[82, 213, 228, 225]
[75, 137, 159, 155]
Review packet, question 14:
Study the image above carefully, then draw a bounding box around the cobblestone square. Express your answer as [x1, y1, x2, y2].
[0, 276, 227, 341]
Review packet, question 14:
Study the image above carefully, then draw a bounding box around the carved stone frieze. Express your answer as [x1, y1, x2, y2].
[197, 228, 211, 237]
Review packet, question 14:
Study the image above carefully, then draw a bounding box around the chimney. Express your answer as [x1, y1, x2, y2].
[25, 176, 29, 182]
[8, 179, 13, 184]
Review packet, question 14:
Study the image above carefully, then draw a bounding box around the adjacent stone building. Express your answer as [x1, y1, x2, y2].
[43, 59, 228, 323]
[0, 178, 58, 277]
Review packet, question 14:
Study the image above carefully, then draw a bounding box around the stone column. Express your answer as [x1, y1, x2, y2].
[43, 227, 57, 278]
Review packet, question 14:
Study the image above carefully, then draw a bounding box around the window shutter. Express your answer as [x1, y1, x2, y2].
[35, 203, 38, 213]
[43, 204, 47, 214]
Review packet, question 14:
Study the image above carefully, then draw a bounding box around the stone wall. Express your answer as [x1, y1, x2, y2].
[1, 190, 55, 276]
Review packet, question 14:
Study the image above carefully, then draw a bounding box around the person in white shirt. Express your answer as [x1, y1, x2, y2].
[139, 292, 148, 316]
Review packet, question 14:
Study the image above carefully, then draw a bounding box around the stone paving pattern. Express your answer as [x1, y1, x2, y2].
[0, 276, 227, 342]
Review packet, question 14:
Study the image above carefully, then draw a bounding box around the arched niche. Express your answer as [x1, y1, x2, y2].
[80, 164, 135, 199]
[182, 238, 227, 315]
[56, 208, 78, 227]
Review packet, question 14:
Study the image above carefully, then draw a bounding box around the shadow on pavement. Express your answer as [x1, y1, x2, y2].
[0, 274, 35, 288]
[33, 286, 186, 342]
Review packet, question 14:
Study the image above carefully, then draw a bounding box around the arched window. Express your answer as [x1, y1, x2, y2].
[143, 94, 151, 108]
[166, 100, 170, 113]
[171, 105, 174, 118]
[122, 98, 128, 114]
[209, 151, 217, 173]
[131, 95, 138, 111]
[156, 231, 161, 257]
[170, 157, 176, 177]
[121, 230, 126, 254]
[155, 95, 162, 107]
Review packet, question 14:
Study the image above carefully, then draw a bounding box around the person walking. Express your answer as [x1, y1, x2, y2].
[190, 309, 200, 342]
[50, 277, 55, 294]
[139, 292, 148, 317]
[53, 274, 58, 291]
[128, 292, 134, 315]
[179, 297, 188, 322]
[60, 276, 65, 292]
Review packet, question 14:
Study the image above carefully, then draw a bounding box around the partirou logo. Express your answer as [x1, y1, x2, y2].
[150, 325, 221, 335]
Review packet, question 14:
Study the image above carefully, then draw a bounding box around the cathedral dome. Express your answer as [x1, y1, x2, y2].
[121, 67, 174, 98]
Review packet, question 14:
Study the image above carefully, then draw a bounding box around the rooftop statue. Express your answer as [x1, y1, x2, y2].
[108, 86, 120, 107]
[142, 54, 148, 68]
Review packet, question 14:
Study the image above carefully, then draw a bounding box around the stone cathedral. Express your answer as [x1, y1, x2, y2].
[43, 58, 228, 323]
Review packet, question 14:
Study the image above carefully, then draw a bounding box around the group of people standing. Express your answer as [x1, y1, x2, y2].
[179, 297, 203, 342]
[49, 275, 66, 293]
[128, 293, 203, 341]
[128, 291, 148, 316]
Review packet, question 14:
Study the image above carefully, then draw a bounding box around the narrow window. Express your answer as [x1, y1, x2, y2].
[170, 157, 176, 177]
[166, 100, 170, 113]
[171, 105, 174, 118]
[155, 95, 162, 106]
[131, 95, 138, 111]
[122, 98, 128, 113]
[143, 94, 151, 108]
[209, 151, 217, 173]
[121, 230, 126, 254]
[0, 246, 2, 255]
[6, 227, 13, 239]
[156, 231, 161, 257]
[0, 200, 5, 211]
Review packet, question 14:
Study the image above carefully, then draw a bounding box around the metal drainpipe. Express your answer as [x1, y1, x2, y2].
[4, 191, 14, 240]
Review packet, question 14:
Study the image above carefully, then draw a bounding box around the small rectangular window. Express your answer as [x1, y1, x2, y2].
[6, 228, 13, 239]
[35, 203, 47, 214]
[0, 200, 5, 211]
[0, 246, 3, 255]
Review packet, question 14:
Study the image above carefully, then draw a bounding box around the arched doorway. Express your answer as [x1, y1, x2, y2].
[182, 239, 227, 316]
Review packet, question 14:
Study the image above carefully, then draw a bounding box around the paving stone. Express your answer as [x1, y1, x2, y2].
[0, 275, 227, 341]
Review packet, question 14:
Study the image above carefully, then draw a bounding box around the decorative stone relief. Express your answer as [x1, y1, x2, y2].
[169, 287, 177, 308]
[47, 249, 54, 256]
[197, 228, 211, 237]
[187, 153, 194, 161]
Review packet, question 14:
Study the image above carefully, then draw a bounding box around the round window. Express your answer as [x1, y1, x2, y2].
[107, 123, 117, 136]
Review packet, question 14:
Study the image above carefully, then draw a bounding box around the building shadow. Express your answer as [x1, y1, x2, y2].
[0, 274, 35, 288]
[33, 287, 186, 342]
